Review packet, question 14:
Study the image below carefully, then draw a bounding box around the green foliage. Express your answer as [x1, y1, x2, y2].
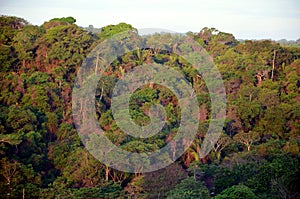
[214, 160, 258, 193]
[0, 44, 17, 72]
[13, 25, 43, 65]
[246, 154, 299, 197]
[0, 15, 300, 198]
[0, 15, 27, 44]
[99, 22, 137, 39]
[50, 16, 76, 24]
[125, 163, 187, 198]
[122, 140, 159, 153]
[6, 105, 37, 132]
[166, 176, 211, 199]
[215, 184, 255, 199]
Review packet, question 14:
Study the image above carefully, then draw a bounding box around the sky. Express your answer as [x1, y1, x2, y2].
[0, 0, 299, 40]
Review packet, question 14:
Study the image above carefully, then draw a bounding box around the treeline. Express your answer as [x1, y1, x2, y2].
[0, 15, 300, 198]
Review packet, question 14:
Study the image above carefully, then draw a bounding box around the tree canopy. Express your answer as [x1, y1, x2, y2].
[0, 15, 299, 198]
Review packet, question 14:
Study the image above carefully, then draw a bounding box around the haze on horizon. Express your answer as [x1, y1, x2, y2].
[0, 0, 299, 40]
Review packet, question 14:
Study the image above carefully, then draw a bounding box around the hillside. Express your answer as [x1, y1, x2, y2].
[0, 15, 300, 198]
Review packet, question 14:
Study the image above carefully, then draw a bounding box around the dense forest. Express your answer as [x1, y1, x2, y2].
[0, 15, 299, 198]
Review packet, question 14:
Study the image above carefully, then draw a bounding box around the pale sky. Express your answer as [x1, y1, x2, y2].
[0, 0, 299, 40]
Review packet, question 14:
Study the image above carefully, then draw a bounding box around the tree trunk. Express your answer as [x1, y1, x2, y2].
[22, 59, 25, 68]
[7, 178, 11, 197]
[247, 145, 251, 151]
[271, 49, 276, 81]
[105, 166, 109, 181]
[99, 85, 104, 102]
[95, 53, 99, 75]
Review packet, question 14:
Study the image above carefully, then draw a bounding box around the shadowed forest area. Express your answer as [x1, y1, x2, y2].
[0, 15, 300, 198]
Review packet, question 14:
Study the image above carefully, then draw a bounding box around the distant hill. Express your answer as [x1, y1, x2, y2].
[276, 38, 300, 47]
[238, 38, 300, 48]
[82, 24, 102, 34]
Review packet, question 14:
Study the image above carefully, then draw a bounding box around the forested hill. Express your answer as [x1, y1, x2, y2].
[0, 15, 300, 199]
